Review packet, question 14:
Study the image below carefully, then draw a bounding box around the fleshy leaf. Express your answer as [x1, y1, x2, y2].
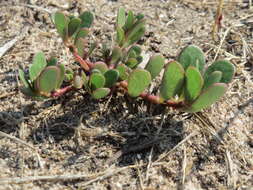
[183, 83, 227, 113]
[116, 27, 125, 46]
[160, 61, 185, 100]
[68, 18, 81, 37]
[178, 45, 205, 72]
[19, 69, 30, 88]
[117, 7, 126, 28]
[29, 52, 47, 82]
[185, 66, 203, 102]
[56, 64, 65, 89]
[128, 68, 151, 97]
[126, 58, 138, 68]
[124, 21, 145, 47]
[20, 87, 47, 100]
[203, 71, 222, 89]
[93, 62, 108, 74]
[75, 38, 85, 58]
[47, 57, 57, 66]
[104, 69, 119, 87]
[90, 72, 105, 90]
[128, 45, 142, 56]
[54, 12, 68, 39]
[81, 71, 87, 85]
[116, 64, 130, 80]
[110, 46, 122, 65]
[123, 10, 134, 31]
[144, 55, 165, 79]
[136, 13, 144, 20]
[92, 88, 110, 99]
[79, 11, 94, 28]
[64, 68, 74, 82]
[74, 29, 89, 44]
[92, 69, 102, 74]
[35, 66, 60, 94]
[204, 60, 235, 83]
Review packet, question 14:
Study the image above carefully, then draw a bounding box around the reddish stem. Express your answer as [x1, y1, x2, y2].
[66, 44, 184, 108]
[72, 52, 91, 71]
[119, 81, 183, 107]
[51, 86, 73, 97]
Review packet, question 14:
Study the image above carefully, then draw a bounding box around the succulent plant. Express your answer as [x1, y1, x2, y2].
[19, 8, 235, 113]
[19, 52, 65, 99]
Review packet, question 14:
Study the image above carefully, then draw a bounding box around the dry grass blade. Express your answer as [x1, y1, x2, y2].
[0, 27, 28, 58]
[0, 131, 34, 150]
[0, 174, 96, 184]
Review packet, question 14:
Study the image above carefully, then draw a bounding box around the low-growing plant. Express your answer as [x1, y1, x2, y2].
[19, 8, 235, 113]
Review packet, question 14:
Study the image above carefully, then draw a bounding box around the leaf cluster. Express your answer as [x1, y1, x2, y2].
[19, 8, 235, 113]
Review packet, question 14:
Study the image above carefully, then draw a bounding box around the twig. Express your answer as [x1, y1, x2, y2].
[181, 146, 187, 188]
[225, 149, 236, 189]
[0, 26, 28, 58]
[0, 162, 167, 185]
[213, 26, 232, 61]
[155, 132, 196, 162]
[0, 131, 34, 150]
[0, 2, 52, 14]
[212, 0, 224, 41]
[17, 3, 52, 14]
[0, 173, 95, 184]
[0, 30, 25, 58]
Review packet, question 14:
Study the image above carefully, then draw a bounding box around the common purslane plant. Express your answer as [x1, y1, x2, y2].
[19, 8, 235, 113]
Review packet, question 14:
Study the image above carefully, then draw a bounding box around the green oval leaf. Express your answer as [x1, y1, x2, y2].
[183, 83, 227, 113]
[185, 66, 203, 102]
[74, 28, 89, 44]
[116, 64, 130, 80]
[160, 61, 185, 100]
[92, 88, 110, 99]
[117, 7, 126, 28]
[126, 58, 138, 68]
[93, 62, 108, 74]
[29, 52, 47, 82]
[178, 45, 205, 72]
[79, 11, 94, 28]
[128, 68, 151, 97]
[19, 69, 30, 88]
[35, 66, 60, 94]
[144, 55, 165, 80]
[204, 60, 235, 83]
[110, 46, 122, 65]
[47, 57, 57, 66]
[54, 12, 69, 39]
[128, 45, 142, 56]
[75, 38, 85, 58]
[56, 64, 65, 89]
[68, 18, 81, 37]
[90, 73, 105, 90]
[104, 69, 119, 87]
[203, 71, 222, 90]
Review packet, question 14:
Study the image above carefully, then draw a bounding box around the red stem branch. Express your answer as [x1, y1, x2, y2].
[51, 86, 73, 97]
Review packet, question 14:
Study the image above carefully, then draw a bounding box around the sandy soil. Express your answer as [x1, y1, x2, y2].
[0, 0, 252, 189]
